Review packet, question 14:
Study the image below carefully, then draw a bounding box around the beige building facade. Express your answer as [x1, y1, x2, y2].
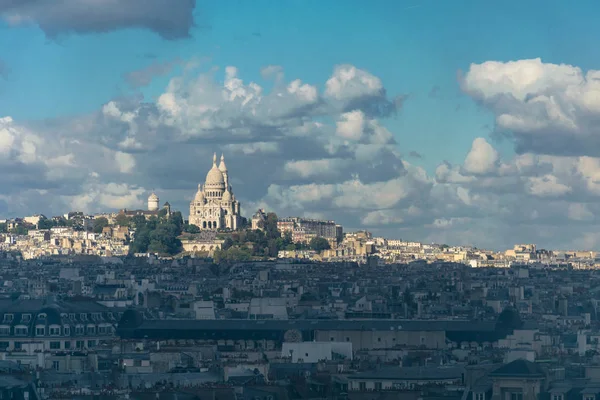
[189, 153, 241, 231]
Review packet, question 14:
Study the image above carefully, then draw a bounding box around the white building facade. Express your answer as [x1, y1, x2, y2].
[189, 153, 242, 230]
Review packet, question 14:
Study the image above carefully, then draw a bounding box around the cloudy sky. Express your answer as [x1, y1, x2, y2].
[3, 0, 600, 250]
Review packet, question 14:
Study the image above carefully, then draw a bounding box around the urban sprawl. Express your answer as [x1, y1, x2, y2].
[0, 154, 598, 400]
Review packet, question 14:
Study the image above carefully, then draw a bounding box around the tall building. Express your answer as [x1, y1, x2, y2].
[189, 153, 242, 230]
[277, 217, 343, 244]
[147, 193, 159, 211]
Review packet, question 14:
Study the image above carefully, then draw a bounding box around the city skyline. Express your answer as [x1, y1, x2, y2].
[3, 1, 600, 250]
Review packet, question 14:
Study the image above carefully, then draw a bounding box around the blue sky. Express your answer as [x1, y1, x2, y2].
[4, 0, 585, 167]
[3, 0, 600, 249]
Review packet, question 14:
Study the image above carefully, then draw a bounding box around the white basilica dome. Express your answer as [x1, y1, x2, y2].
[205, 165, 225, 187]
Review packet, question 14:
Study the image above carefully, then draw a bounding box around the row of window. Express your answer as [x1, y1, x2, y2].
[0, 325, 113, 336]
[0, 339, 97, 350]
[2, 312, 109, 324]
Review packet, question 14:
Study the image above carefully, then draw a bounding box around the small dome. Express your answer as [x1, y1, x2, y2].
[194, 190, 205, 203]
[222, 189, 232, 202]
[148, 193, 159, 201]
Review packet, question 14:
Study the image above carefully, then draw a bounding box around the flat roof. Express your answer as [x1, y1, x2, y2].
[124, 319, 497, 332]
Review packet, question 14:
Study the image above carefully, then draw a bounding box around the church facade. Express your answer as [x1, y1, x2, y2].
[189, 153, 242, 231]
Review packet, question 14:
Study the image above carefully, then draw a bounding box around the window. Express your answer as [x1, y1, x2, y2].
[0, 341, 8, 349]
[36, 327, 45, 336]
[346, 337, 350, 342]
[359, 382, 366, 391]
[14, 342, 22, 350]
[584, 396, 595, 400]
[69, 313, 75, 320]
[49, 341, 60, 349]
[63, 326, 70, 336]
[3, 314, 13, 323]
[87, 340, 96, 348]
[49, 327, 60, 336]
[15, 327, 27, 336]
[375, 382, 382, 391]
[87, 326, 96, 335]
[0, 326, 10, 335]
[64, 341, 71, 349]
[76, 340, 84, 349]
[80, 313, 87, 321]
[510, 394, 523, 400]
[52, 361, 60, 371]
[552, 395, 563, 400]
[75, 326, 84, 335]
[378, 337, 381, 342]
[475, 394, 485, 400]
[330, 337, 334, 341]
[21, 314, 31, 323]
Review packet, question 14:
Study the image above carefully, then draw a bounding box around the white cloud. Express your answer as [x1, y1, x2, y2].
[568, 203, 593, 221]
[325, 64, 383, 101]
[361, 210, 403, 226]
[115, 152, 136, 174]
[462, 58, 600, 156]
[463, 137, 499, 175]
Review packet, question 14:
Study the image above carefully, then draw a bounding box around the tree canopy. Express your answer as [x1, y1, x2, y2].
[128, 213, 182, 256]
[115, 213, 131, 227]
[211, 212, 312, 261]
[309, 236, 331, 252]
[92, 217, 109, 234]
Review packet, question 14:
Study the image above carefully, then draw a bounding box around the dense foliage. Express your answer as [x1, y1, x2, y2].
[211, 212, 330, 262]
[128, 211, 184, 256]
[92, 217, 109, 233]
[309, 236, 331, 251]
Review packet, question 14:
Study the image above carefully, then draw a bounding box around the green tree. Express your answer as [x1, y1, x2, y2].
[54, 217, 68, 227]
[222, 237, 234, 250]
[184, 223, 201, 234]
[37, 219, 55, 229]
[0, 223, 5, 233]
[115, 213, 131, 227]
[309, 236, 331, 251]
[131, 215, 147, 229]
[169, 211, 184, 234]
[92, 217, 109, 234]
[213, 246, 252, 263]
[264, 212, 280, 239]
[129, 228, 151, 254]
[147, 223, 182, 255]
[10, 225, 29, 236]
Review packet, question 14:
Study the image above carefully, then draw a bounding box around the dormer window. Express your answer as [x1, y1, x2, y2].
[584, 395, 595, 400]
[21, 314, 31, 323]
[69, 313, 75, 320]
[3, 314, 13, 323]
[35, 326, 45, 336]
[552, 395, 563, 400]
[38, 313, 47, 320]
[80, 313, 87, 321]
[474, 394, 485, 400]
